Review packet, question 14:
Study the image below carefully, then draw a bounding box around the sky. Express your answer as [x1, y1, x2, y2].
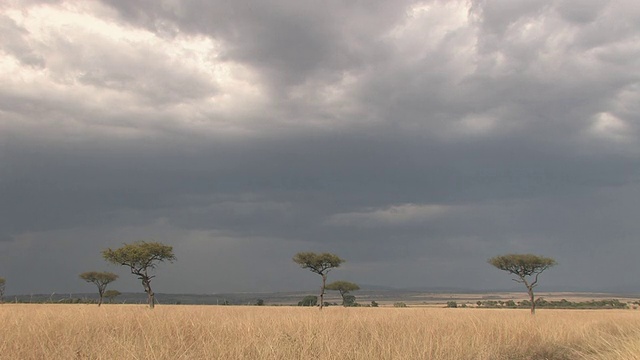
[1, 0, 640, 296]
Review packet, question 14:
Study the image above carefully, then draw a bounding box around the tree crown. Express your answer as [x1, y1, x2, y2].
[488, 254, 557, 277]
[325, 280, 360, 293]
[104, 290, 121, 298]
[102, 241, 176, 274]
[293, 252, 344, 275]
[79, 271, 118, 284]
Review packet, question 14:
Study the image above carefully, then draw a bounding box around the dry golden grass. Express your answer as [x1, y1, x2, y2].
[2, 304, 640, 359]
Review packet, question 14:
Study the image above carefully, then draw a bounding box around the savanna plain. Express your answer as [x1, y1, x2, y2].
[3, 304, 640, 360]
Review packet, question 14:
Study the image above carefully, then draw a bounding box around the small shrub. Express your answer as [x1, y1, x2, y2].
[298, 295, 318, 307]
[344, 295, 357, 307]
[393, 302, 407, 308]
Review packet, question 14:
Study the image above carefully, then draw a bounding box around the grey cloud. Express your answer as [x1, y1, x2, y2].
[555, 0, 606, 24]
[97, 0, 411, 88]
[0, 14, 45, 67]
[3, 129, 638, 242]
[48, 34, 218, 105]
[1, 0, 640, 294]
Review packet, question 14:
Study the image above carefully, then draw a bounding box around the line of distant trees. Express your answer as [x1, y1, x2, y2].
[0, 240, 574, 315]
[445, 298, 630, 310]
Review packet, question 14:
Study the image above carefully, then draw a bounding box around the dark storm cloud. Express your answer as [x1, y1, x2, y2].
[1, 0, 639, 294]
[97, 0, 410, 84]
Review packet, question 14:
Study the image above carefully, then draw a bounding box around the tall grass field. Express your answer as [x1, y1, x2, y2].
[2, 304, 640, 359]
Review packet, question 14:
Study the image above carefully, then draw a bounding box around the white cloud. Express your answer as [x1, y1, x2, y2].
[0, 1, 271, 140]
[589, 112, 630, 141]
[327, 203, 450, 227]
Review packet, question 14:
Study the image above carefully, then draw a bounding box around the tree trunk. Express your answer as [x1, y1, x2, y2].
[98, 293, 103, 307]
[142, 278, 155, 309]
[528, 286, 535, 315]
[319, 274, 326, 310]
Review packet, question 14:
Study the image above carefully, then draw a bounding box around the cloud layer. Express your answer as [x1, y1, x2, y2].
[1, 0, 639, 295]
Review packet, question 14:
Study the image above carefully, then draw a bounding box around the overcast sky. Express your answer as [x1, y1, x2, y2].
[1, 0, 639, 296]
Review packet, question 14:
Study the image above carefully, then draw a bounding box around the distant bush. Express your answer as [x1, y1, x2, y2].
[479, 300, 499, 308]
[474, 298, 628, 309]
[371, 301, 379, 307]
[104, 290, 121, 304]
[446, 301, 457, 308]
[298, 295, 318, 307]
[393, 302, 407, 308]
[344, 294, 357, 307]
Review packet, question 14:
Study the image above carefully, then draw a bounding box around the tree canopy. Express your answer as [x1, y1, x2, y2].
[104, 289, 122, 303]
[102, 241, 176, 273]
[488, 254, 557, 279]
[79, 271, 118, 284]
[293, 252, 344, 275]
[326, 281, 360, 294]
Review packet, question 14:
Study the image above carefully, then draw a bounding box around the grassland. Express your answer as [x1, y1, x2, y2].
[2, 304, 640, 359]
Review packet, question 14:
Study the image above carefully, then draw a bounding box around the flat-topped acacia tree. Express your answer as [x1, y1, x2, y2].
[488, 254, 557, 315]
[293, 252, 344, 310]
[325, 281, 360, 306]
[104, 289, 122, 304]
[79, 271, 118, 306]
[102, 241, 175, 309]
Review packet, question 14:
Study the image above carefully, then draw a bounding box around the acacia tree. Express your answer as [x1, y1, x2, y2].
[325, 280, 360, 306]
[293, 252, 344, 310]
[79, 271, 118, 306]
[104, 290, 121, 303]
[488, 254, 557, 314]
[102, 241, 176, 309]
[0, 277, 5, 303]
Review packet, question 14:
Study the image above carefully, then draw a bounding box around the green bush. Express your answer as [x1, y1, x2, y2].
[343, 294, 357, 307]
[298, 295, 318, 307]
